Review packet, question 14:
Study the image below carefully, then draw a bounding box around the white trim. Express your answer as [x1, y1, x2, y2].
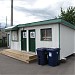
[27, 30, 29, 52]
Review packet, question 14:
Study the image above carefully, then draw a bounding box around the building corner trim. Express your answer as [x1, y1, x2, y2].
[59, 23, 60, 48]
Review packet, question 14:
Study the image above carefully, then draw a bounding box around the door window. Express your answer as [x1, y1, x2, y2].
[30, 32, 35, 38]
[23, 32, 27, 38]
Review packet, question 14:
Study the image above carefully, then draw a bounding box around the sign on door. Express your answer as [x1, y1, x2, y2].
[30, 32, 35, 38]
[23, 32, 27, 38]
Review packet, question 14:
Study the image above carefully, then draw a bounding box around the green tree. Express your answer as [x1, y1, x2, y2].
[59, 6, 75, 25]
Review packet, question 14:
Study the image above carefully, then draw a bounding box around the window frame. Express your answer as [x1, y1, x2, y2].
[11, 30, 18, 42]
[40, 28, 52, 41]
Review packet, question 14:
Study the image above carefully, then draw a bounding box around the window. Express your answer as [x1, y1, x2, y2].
[23, 32, 27, 38]
[12, 31, 18, 41]
[41, 28, 52, 41]
[30, 32, 35, 38]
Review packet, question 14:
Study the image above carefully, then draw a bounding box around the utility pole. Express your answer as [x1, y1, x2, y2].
[5, 16, 7, 28]
[11, 0, 13, 26]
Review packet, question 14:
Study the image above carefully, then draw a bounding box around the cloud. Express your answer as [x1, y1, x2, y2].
[0, 0, 11, 25]
[14, 6, 56, 20]
[22, 0, 37, 5]
[0, 0, 75, 26]
[14, 0, 74, 21]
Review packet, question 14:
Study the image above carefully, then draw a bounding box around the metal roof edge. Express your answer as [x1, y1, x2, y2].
[17, 18, 75, 29]
[17, 18, 61, 28]
[5, 25, 18, 31]
[60, 19, 75, 29]
[5, 18, 75, 31]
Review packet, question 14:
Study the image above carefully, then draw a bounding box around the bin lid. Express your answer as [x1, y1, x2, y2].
[47, 48, 60, 52]
[36, 48, 47, 51]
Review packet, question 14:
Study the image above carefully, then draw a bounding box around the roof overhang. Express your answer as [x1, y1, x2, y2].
[17, 19, 75, 29]
[5, 19, 75, 32]
[5, 25, 18, 32]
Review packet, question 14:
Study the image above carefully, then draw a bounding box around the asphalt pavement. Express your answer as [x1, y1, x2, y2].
[0, 48, 75, 75]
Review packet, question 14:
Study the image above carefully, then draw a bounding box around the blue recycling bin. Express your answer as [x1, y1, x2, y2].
[37, 48, 48, 65]
[47, 48, 60, 66]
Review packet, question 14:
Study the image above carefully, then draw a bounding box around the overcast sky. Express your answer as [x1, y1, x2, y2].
[0, 0, 75, 27]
